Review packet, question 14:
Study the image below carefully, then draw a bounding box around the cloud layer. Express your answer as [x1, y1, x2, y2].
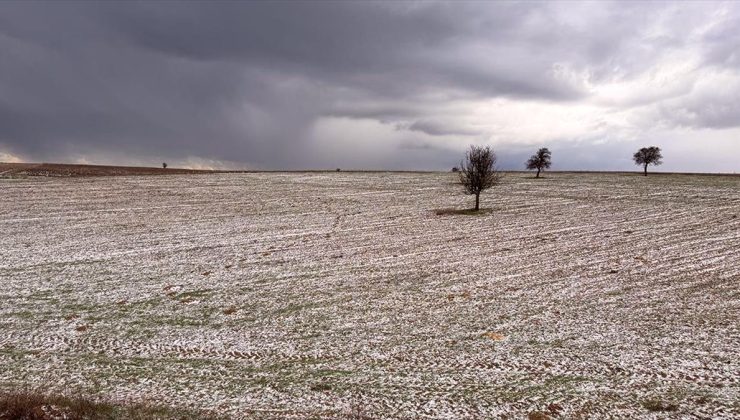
[1, 1, 738, 172]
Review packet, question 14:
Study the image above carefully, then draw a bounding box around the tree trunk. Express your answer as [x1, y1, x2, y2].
[475, 193, 480, 211]
[644, 164, 648, 176]
[536, 168, 541, 178]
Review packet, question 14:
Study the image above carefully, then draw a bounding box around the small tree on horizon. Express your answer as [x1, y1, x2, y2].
[162, 162, 168, 169]
[633, 146, 662, 176]
[459, 145, 501, 211]
[525, 147, 552, 178]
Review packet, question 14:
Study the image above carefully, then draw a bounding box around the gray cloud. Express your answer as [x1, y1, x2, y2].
[404, 120, 481, 137]
[0, 1, 739, 171]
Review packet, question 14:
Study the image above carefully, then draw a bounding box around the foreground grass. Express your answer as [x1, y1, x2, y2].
[0, 390, 213, 420]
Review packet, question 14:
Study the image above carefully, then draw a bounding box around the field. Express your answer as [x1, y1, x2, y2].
[1, 172, 738, 418]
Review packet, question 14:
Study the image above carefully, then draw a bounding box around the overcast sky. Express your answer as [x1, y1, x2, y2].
[1, 1, 739, 172]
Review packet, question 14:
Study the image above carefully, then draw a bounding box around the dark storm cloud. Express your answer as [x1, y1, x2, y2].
[0, 1, 739, 170]
[0, 2, 446, 166]
[405, 120, 481, 137]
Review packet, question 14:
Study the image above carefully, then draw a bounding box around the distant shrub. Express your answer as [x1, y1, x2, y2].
[336, 168, 341, 172]
[162, 162, 168, 169]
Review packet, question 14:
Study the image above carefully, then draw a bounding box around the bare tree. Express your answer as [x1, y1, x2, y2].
[525, 147, 552, 178]
[633, 146, 662, 176]
[459, 145, 501, 211]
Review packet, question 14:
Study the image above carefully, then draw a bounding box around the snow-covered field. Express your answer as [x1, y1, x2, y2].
[1, 172, 738, 418]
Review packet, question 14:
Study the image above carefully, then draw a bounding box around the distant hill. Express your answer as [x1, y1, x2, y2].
[0, 162, 229, 177]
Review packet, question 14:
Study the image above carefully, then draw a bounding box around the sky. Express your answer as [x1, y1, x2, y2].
[1, 1, 739, 172]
